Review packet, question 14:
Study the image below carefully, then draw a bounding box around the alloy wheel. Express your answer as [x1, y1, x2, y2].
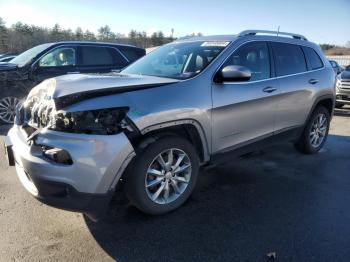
[145, 148, 192, 204]
[309, 113, 328, 148]
[0, 96, 20, 124]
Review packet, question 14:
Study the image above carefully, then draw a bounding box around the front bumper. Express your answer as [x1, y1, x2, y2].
[5, 125, 135, 220]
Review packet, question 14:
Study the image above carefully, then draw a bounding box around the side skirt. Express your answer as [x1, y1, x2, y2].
[209, 126, 303, 165]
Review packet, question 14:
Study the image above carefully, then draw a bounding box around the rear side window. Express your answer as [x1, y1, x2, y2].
[80, 46, 127, 67]
[302, 46, 324, 70]
[271, 42, 307, 76]
[119, 47, 145, 62]
[223, 41, 270, 81]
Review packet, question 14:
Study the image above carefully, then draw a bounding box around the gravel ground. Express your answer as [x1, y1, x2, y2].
[0, 108, 350, 262]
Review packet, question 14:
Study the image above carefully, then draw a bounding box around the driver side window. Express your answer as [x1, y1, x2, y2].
[223, 42, 270, 81]
[39, 47, 76, 67]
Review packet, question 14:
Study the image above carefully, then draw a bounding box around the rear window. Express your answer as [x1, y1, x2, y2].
[302, 46, 324, 70]
[119, 47, 145, 62]
[80, 46, 128, 66]
[271, 42, 307, 76]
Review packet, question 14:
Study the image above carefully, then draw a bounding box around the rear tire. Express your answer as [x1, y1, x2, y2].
[295, 106, 330, 154]
[125, 135, 199, 215]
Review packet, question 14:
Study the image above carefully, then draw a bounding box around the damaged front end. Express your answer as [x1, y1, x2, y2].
[7, 78, 138, 221]
[18, 79, 134, 137]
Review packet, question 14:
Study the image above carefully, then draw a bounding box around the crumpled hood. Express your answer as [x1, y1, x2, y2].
[27, 73, 179, 109]
[340, 70, 350, 80]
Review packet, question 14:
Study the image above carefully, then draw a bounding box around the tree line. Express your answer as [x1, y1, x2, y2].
[2, 17, 348, 56]
[0, 17, 175, 54]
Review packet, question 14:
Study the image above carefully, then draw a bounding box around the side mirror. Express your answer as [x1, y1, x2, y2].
[215, 65, 251, 83]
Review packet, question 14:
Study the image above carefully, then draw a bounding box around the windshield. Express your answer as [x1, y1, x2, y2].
[122, 41, 230, 79]
[10, 43, 53, 67]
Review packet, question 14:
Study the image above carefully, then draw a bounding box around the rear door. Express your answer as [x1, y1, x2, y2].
[271, 42, 317, 132]
[211, 41, 280, 153]
[33, 45, 78, 82]
[77, 45, 129, 73]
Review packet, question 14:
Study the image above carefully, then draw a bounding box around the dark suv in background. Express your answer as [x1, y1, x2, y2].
[0, 42, 145, 123]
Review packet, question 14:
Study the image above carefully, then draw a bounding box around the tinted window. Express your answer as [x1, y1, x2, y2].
[119, 48, 145, 62]
[80, 46, 127, 66]
[39, 47, 76, 67]
[272, 42, 307, 76]
[303, 47, 323, 70]
[223, 41, 270, 81]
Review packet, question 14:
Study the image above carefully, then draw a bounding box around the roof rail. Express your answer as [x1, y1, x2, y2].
[238, 30, 308, 41]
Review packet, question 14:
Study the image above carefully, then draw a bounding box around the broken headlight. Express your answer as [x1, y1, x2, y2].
[49, 107, 129, 135]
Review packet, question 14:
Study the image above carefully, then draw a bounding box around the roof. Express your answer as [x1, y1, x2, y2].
[53, 41, 142, 49]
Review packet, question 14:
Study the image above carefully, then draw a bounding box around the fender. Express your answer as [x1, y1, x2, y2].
[307, 94, 335, 121]
[139, 119, 211, 162]
[296, 93, 335, 139]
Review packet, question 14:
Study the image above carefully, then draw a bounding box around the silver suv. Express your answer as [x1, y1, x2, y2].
[5, 30, 336, 220]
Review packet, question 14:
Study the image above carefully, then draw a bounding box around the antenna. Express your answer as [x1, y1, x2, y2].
[277, 26, 280, 37]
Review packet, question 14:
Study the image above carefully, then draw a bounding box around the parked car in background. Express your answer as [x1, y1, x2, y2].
[329, 60, 343, 75]
[0, 42, 145, 123]
[335, 65, 350, 108]
[5, 30, 335, 220]
[0, 55, 17, 63]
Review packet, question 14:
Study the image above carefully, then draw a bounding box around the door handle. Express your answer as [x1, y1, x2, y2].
[263, 86, 277, 93]
[309, 79, 319, 85]
[67, 71, 80, 74]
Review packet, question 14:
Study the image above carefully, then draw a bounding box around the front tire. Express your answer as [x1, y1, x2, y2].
[295, 106, 330, 154]
[125, 136, 199, 215]
[0, 93, 22, 124]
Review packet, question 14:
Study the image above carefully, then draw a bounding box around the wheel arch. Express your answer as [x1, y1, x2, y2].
[127, 119, 210, 164]
[296, 94, 334, 141]
[310, 94, 335, 118]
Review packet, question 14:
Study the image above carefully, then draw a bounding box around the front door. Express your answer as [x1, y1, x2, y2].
[211, 41, 279, 153]
[33, 46, 78, 83]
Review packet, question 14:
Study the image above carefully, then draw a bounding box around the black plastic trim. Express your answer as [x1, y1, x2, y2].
[211, 126, 303, 164]
[29, 176, 113, 221]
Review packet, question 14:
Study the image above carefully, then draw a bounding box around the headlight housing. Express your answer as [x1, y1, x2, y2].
[49, 107, 129, 135]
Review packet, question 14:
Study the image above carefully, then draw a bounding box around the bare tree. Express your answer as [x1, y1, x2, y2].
[0, 17, 8, 52]
[75, 27, 83, 40]
[98, 25, 112, 40]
